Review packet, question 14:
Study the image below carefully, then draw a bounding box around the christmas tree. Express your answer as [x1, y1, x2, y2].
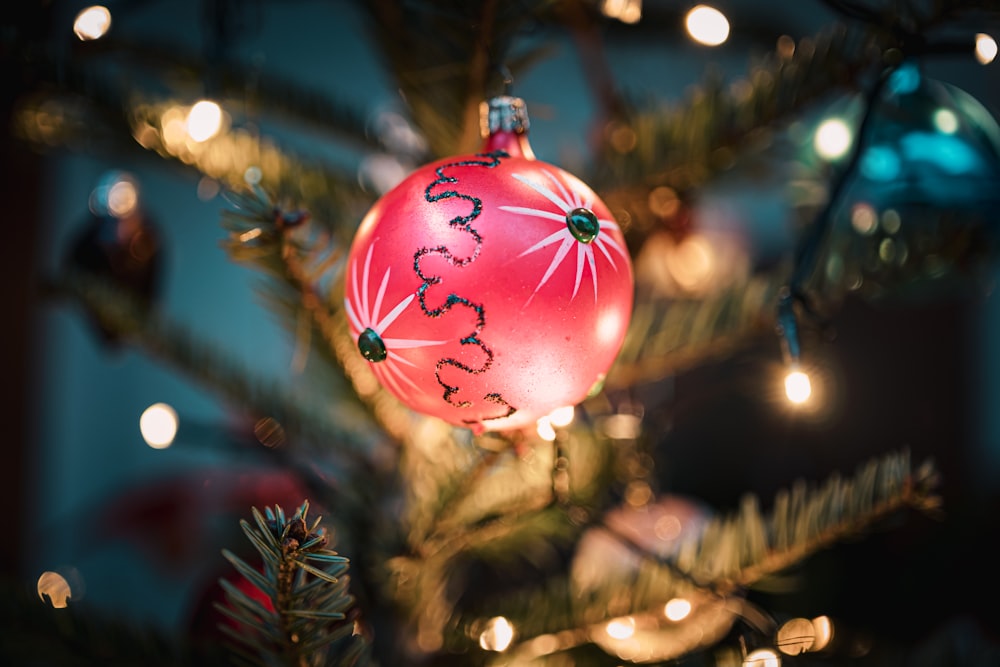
[3, 0, 1000, 665]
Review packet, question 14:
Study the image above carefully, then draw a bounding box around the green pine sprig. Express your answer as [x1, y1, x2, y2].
[440, 449, 940, 662]
[218, 501, 369, 667]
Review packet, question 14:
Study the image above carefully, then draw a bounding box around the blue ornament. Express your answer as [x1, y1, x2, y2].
[815, 61, 1000, 302]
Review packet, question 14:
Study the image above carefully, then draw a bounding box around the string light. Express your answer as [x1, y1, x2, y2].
[685, 5, 730, 46]
[664, 597, 692, 621]
[933, 108, 959, 134]
[814, 118, 853, 160]
[784, 369, 812, 405]
[776, 617, 817, 655]
[810, 615, 834, 651]
[744, 647, 781, 667]
[479, 616, 515, 652]
[536, 416, 557, 441]
[73, 6, 111, 41]
[185, 100, 223, 142]
[106, 176, 139, 218]
[602, 0, 642, 24]
[975, 33, 998, 64]
[605, 616, 636, 640]
[139, 402, 178, 449]
[547, 405, 575, 427]
[37, 571, 72, 608]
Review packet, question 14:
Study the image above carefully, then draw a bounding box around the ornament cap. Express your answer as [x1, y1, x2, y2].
[480, 95, 535, 159]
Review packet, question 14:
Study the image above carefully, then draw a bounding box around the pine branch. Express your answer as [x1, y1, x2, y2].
[41, 270, 379, 457]
[691, 449, 942, 591]
[12, 56, 375, 247]
[606, 276, 783, 389]
[219, 502, 369, 667]
[130, 100, 373, 245]
[360, 0, 556, 157]
[71, 35, 383, 154]
[594, 23, 880, 241]
[422, 449, 940, 663]
[220, 184, 468, 453]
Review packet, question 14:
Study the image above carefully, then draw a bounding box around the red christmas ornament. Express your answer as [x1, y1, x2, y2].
[345, 96, 634, 433]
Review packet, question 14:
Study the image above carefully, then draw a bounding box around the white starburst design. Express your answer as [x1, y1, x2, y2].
[499, 169, 628, 303]
[345, 242, 447, 398]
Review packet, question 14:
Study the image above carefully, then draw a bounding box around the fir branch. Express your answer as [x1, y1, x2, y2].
[11, 55, 374, 247]
[439, 450, 939, 663]
[41, 270, 378, 457]
[130, 101, 373, 245]
[631, 449, 942, 593]
[219, 502, 368, 667]
[606, 276, 782, 389]
[72, 35, 383, 154]
[706, 450, 941, 591]
[594, 23, 880, 239]
[220, 184, 460, 449]
[360, 0, 555, 157]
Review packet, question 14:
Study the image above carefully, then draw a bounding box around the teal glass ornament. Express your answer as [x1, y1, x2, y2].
[813, 61, 1000, 303]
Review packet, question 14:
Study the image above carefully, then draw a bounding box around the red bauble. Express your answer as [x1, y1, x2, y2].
[345, 96, 634, 433]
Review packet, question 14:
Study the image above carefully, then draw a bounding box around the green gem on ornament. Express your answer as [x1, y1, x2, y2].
[358, 327, 387, 362]
[566, 207, 600, 244]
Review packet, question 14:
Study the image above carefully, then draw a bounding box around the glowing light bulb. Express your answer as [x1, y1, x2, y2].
[664, 597, 692, 621]
[975, 33, 998, 64]
[74, 6, 111, 40]
[536, 417, 556, 441]
[685, 5, 730, 46]
[814, 118, 852, 160]
[776, 617, 816, 655]
[37, 571, 72, 608]
[744, 648, 781, 667]
[479, 616, 515, 652]
[107, 177, 139, 218]
[602, 0, 642, 24]
[784, 370, 812, 405]
[185, 100, 223, 142]
[811, 615, 834, 651]
[933, 108, 959, 134]
[605, 616, 636, 640]
[548, 405, 575, 427]
[140, 403, 178, 449]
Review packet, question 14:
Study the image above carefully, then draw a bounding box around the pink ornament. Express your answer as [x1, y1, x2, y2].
[344, 96, 634, 433]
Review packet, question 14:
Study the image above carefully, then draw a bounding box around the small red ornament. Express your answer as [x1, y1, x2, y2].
[345, 96, 634, 433]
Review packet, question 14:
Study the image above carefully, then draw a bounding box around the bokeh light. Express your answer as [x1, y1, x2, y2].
[547, 405, 575, 427]
[605, 616, 636, 639]
[479, 616, 515, 652]
[811, 615, 834, 651]
[975, 33, 998, 64]
[73, 6, 111, 40]
[602, 0, 642, 24]
[744, 647, 781, 667]
[140, 402, 178, 449]
[37, 571, 72, 608]
[776, 617, 816, 655]
[107, 177, 139, 218]
[536, 416, 556, 441]
[784, 370, 812, 405]
[685, 5, 730, 46]
[933, 108, 959, 134]
[185, 100, 223, 142]
[664, 597, 692, 621]
[814, 118, 852, 160]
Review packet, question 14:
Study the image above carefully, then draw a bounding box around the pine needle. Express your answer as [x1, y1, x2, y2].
[218, 502, 368, 667]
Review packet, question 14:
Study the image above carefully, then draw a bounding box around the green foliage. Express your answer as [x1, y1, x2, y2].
[218, 502, 369, 667]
